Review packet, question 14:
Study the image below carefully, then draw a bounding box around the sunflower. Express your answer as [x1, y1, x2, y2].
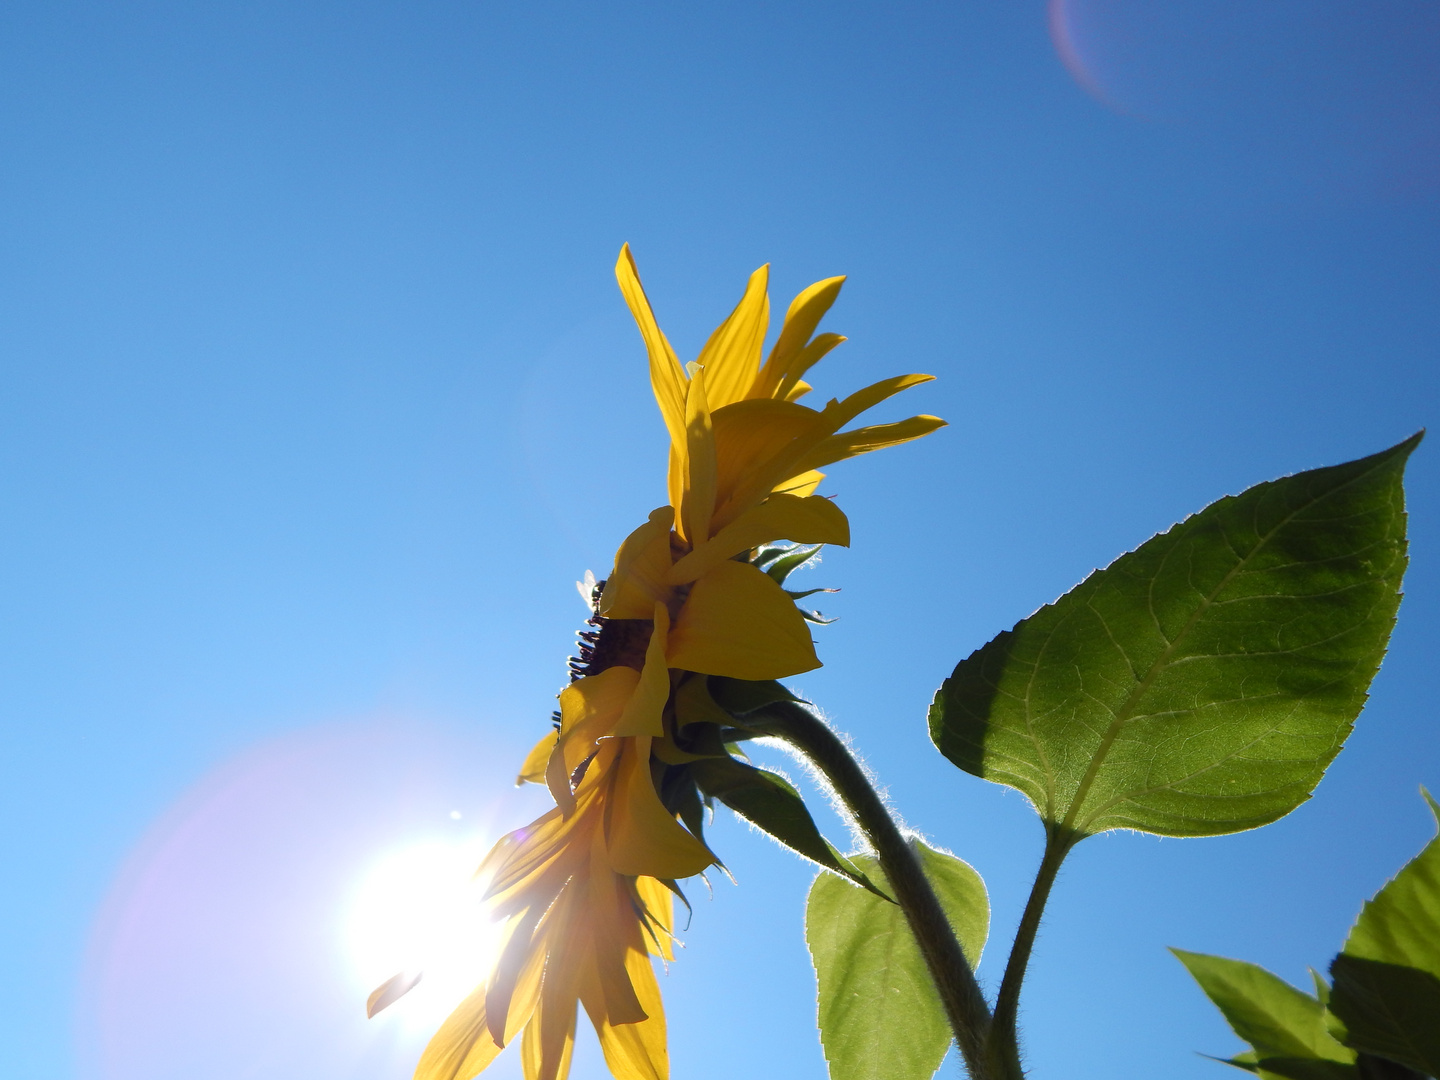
[372, 246, 944, 1080]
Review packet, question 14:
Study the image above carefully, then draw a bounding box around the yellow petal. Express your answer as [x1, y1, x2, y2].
[521, 1005, 575, 1080]
[666, 494, 850, 585]
[556, 666, 642, 771]
[713, 374, 937, 525]
[824, 372, 935, 430]
[522, 942, 579, 1080]
[368, 970, 423, 1017]
[776, 333, 845, 401]
[753, 276, 844, 399]
[612, 606, 671, 738]
[599, 506, 675, 619]
[480, 807, 585, 907]
[485, 907, 547, 1047]
[795, 415, 948, 474]
[773, 469, 825, 497]
[667, 559, 820, 680]
[679, 368, 717, 545]
[413, 982, 507, 1080]
[695, 264, 769, 410]
[708, 398, 828, 525]
[583, 850, 647, 1026]
[605, 736, 715, 879]
[616, 245, 687, 454]
[634, 876, 676, 962]
[585, 947, 669, 1080]
[517, 731, 557, 786]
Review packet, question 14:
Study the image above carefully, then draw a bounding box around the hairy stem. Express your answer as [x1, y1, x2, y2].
[756, 700, 996, 1079]
[985, 825, 1080, 1080]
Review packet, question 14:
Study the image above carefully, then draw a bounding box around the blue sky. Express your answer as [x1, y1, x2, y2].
[1, 2, 1436, 1078]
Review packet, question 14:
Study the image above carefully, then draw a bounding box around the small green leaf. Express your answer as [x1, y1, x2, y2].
[688, 756, 881, 896]
[1328, 791, 1440, 1077]
[807, 842, 988, 1080]
[787, 586, 838, 601]
[764, 543, 823, 585]
[930, 435, 1419, 838]
[1173, 949, 1357, 1080]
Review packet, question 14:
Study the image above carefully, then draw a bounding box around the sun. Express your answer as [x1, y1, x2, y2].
[346, 834, 505, 1032]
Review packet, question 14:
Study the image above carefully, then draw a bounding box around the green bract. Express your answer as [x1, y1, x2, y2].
[929, 434, 1419, 838]
[807, 841, 988, 1080]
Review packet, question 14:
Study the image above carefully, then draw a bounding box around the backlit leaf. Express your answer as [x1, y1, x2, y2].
[806, 841, 987, 1080]
[1328, 792, 1440, 1077]
[689, 755, 882, 896]
[1172, 950, 1356, 1080]
[929, 435, 1419, 838]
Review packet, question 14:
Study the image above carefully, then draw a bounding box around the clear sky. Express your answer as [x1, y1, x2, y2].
[1, 2, 1437, 1079]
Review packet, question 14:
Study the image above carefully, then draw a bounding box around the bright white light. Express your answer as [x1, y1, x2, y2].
[346, 837, 504, 1032]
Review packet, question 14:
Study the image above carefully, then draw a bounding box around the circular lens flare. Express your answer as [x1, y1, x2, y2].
[78, 720, 541, 1080]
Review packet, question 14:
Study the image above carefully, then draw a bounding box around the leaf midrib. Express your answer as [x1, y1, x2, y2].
[1056, 461, 1393, 835]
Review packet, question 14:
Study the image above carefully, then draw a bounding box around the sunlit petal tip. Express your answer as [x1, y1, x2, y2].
[367, 970, 423, 1018]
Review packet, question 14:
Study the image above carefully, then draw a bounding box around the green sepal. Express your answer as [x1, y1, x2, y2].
[762, 543, 823, 585]
[708, 675, 804, 718]
[787, 587, 838, 600]
[689, 755, 886, 899]
[800, 608, 838, 625]
[673, 672, 738, 729]
[659, 764, 708, 843]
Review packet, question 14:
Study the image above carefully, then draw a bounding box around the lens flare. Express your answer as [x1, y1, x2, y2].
[78, 721, 541, 1080]
[347, 839, 506, 1032]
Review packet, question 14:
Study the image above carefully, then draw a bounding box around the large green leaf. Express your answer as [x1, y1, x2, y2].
[1328, 792, 1440, 1077]
[1172, 949, 1357, 1080]
[806, 841, 987, 1080]
[929, 435, 1418, 838]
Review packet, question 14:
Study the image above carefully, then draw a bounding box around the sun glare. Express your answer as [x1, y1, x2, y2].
[346, 836, 504, 1031]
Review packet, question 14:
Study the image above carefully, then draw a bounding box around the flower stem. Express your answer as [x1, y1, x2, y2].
[757, 700, 996, 1079]
[984, 825, 1080, 1080]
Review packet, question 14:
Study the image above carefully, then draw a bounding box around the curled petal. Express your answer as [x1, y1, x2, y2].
[551, 667, 643, 811]
[599, 507, 675, 619]
[517, 731, 556, 786]
[667, 494, 849, 585]
[612, 607, 672, 738]
[667, 560, 820, 681]
[774, 469, 825, 497]
[582, 945, 669, 1080]
[367, 970, 423, 1018]
[605, 736, 715, 879]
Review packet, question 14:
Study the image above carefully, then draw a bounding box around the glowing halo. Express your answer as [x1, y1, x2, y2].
[77, 720, 541, 1080]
